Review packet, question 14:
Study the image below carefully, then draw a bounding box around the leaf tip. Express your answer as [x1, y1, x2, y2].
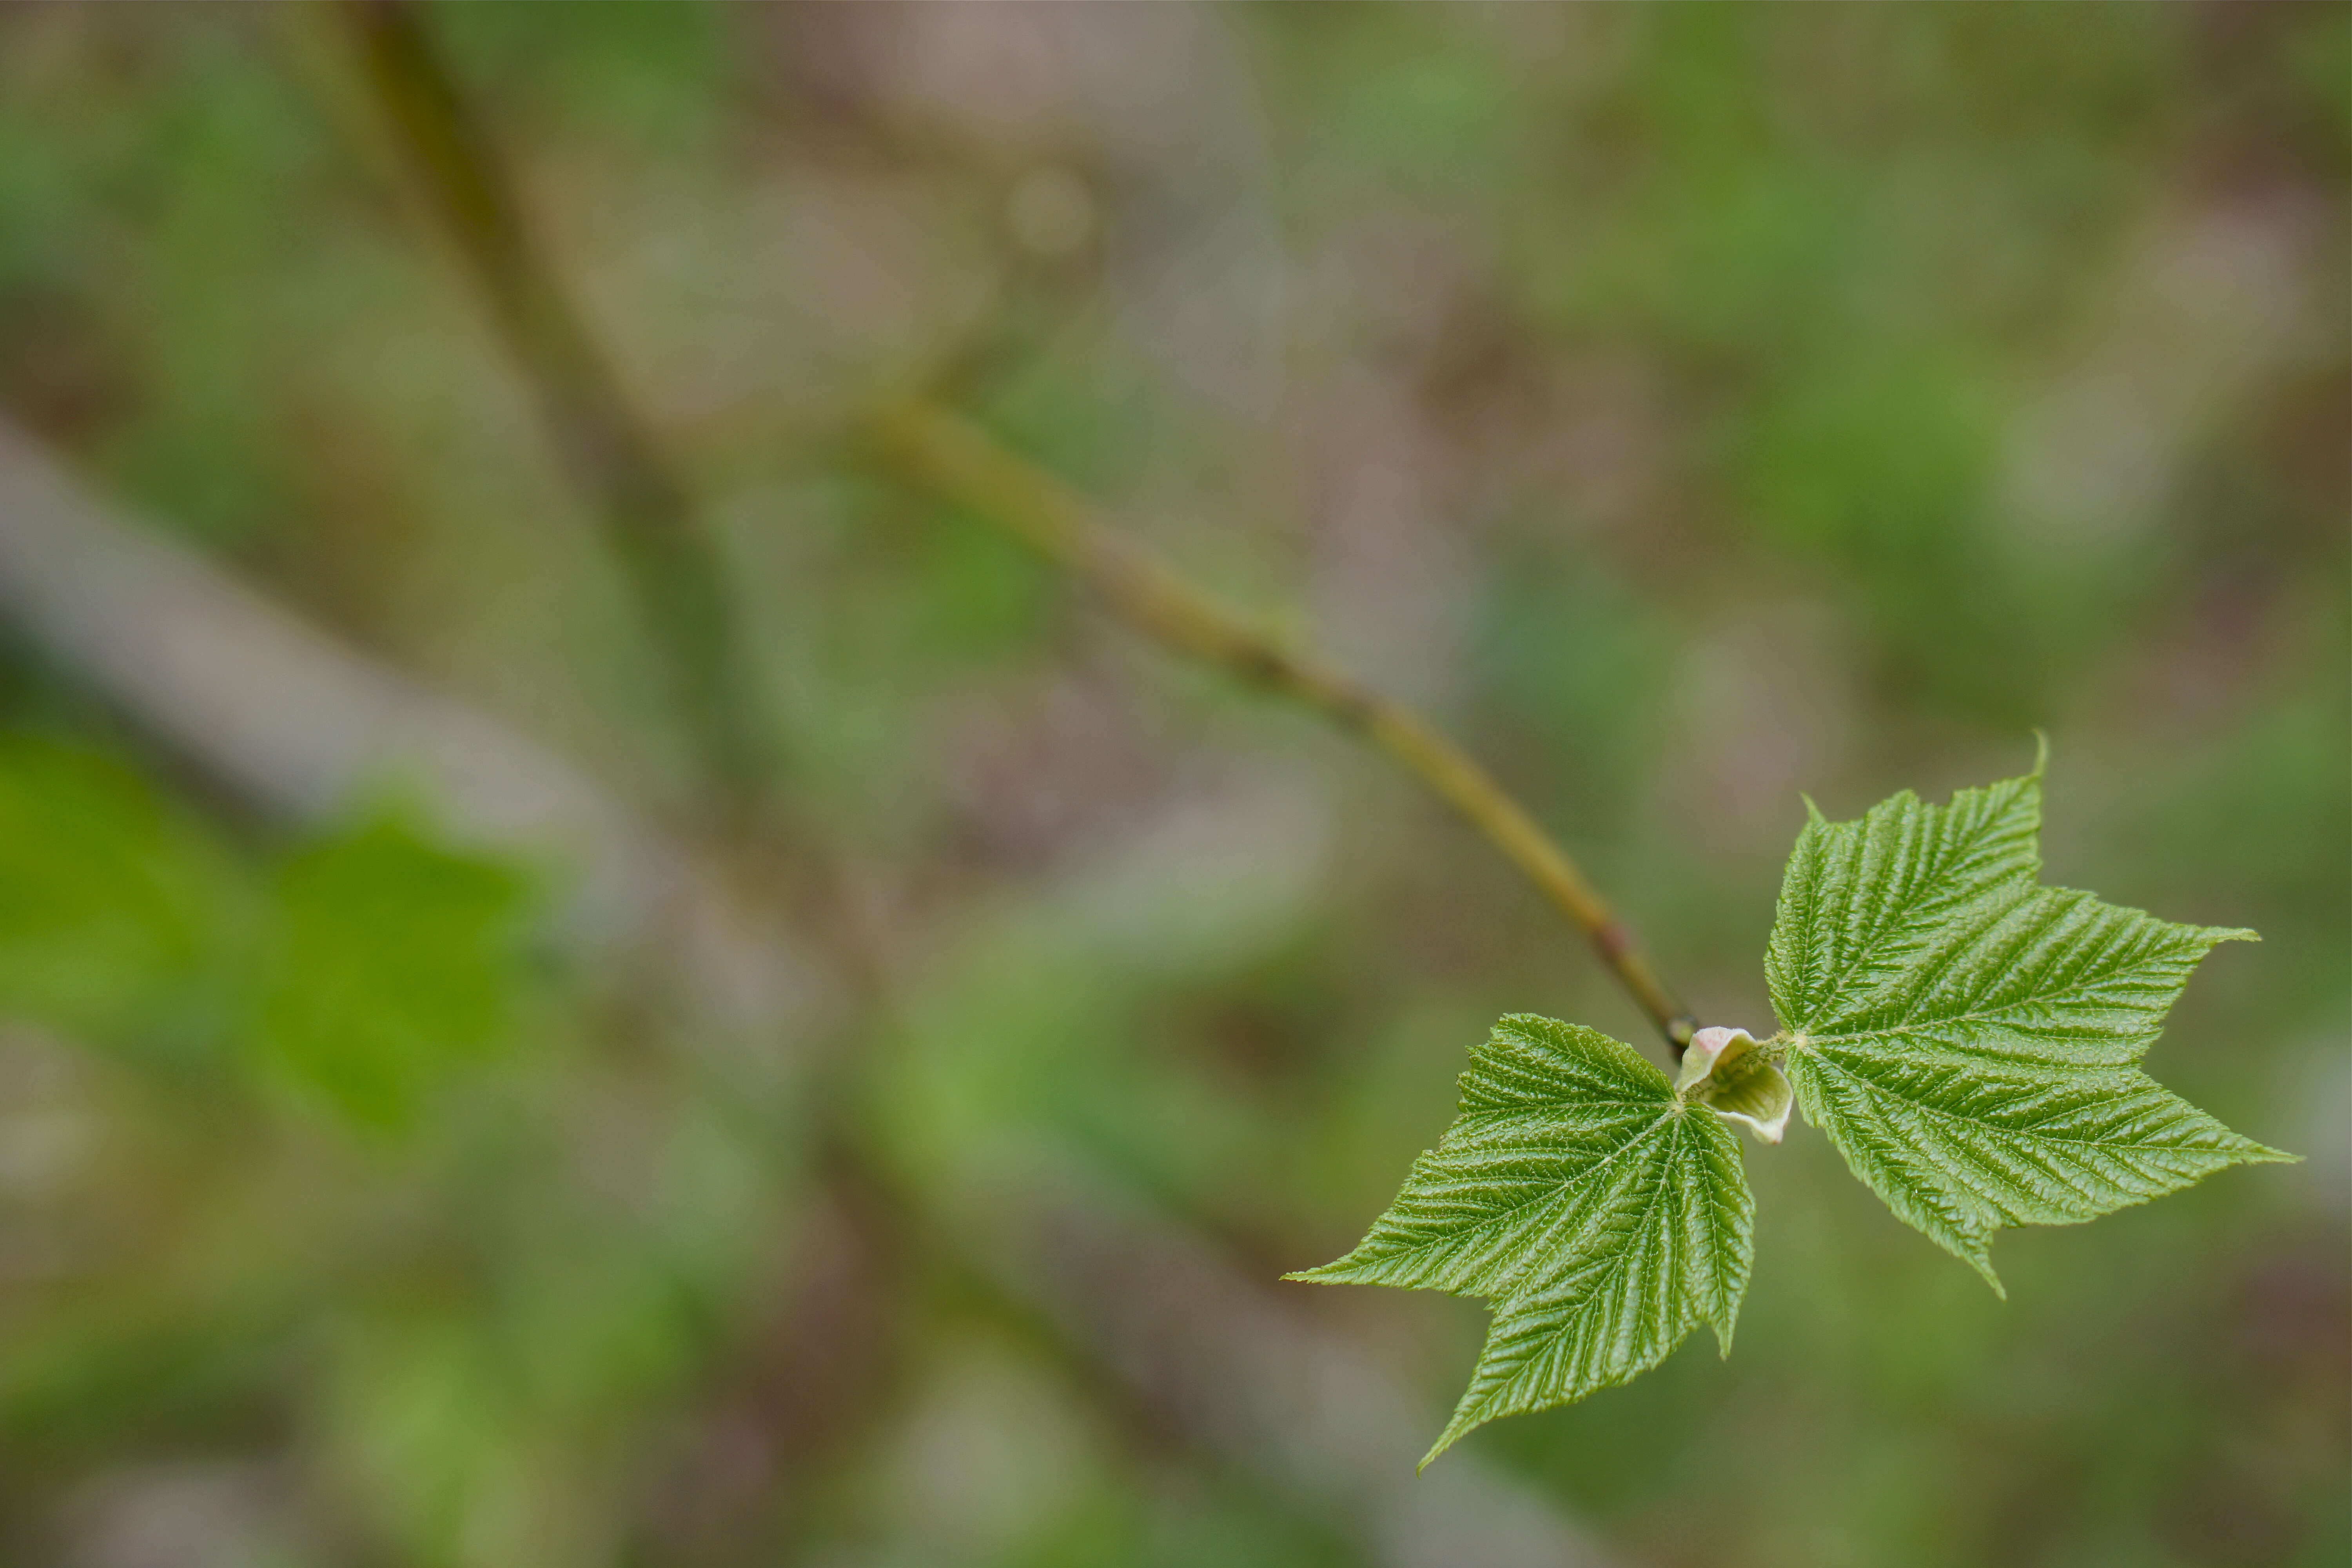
[2027, 728, 2050, 780]
[1418, 1421, 1470, 1471]
[1281, 1262, 1347, 1285]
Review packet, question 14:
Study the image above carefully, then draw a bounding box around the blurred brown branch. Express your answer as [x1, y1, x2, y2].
[342, 0, 767, 822]
[287, 4, 1640, 1546]
[313, 5, 1668, 1550]
[340, 0, 1694, 1060]
[877, 402, 1699, 1055]
[0, 417, 1627, 1568]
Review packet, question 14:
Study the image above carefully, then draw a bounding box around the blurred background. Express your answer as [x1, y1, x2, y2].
[0, 4, 2343, 1566]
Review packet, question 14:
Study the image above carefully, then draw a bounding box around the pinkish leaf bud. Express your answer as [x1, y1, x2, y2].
[1674, 1026, 1792, 1144]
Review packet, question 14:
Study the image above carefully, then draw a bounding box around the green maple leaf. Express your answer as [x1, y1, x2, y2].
[1291, 750, 2295, 1465]
[1288, 1014, 1752, 1466]
[1767, 750, 2295, 1291]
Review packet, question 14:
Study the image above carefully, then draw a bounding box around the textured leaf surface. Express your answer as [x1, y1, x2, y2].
[1289, 1015, 1751, 1464]
[1768, 758, 2291, 1289]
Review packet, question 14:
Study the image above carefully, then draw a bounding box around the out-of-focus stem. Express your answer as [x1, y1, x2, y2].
[341, 0, 765, 821]
[0, 419, 1620, 1560]
[338, 0, 1693, 1056]
[876, 402, 1698, 1056]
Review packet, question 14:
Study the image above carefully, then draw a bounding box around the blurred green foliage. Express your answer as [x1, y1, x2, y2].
[0, 739, 236, 1048]
[0, 4, 2343, 1567]
[0, 735, 532, 1127]
[260, 815, 529, 1129]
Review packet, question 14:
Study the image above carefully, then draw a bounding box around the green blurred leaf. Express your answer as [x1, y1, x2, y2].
[1768, 753, 2294, 1290]
[0, 735, 244, 1046]
[260, 814, 530, 1130]
[1290, 1015, 1752, 1464]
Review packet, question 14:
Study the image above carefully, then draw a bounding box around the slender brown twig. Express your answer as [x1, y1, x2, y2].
[339, 0, 1695, 1056]
[342, 0, 766, 821]
[315, 4, 1671, 1542]
[875, 403, 1698, 1054]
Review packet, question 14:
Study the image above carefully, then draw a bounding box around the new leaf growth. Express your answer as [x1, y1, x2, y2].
[1295, 752, 2292, 1461]
[1767, 751, 2293, 1292]
[1287, 1016, 1751, 1466]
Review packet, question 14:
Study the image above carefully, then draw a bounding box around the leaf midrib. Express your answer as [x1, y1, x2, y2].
[1452, 1114, 1695, 1428]
[1374, 1104, 1681, 1286]
[1798, 1045, 2227, 1156]
[1801, 909, 2226, 1041]
[1791, 792, 2034, 1025]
